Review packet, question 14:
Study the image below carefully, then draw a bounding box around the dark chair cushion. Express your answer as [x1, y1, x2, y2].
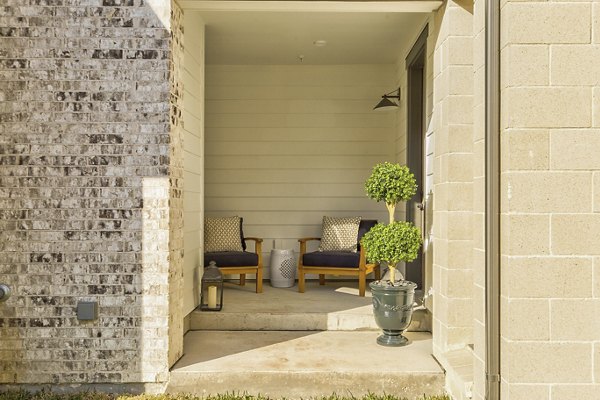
[204, 251, 258, 267]
[303, 251, 360, 268]
[357, 219, 378, 251]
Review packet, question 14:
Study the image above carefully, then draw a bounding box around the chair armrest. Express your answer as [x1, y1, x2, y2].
[359, 246, 367, 267]
[243, 237, 263, 258]
[298, 237, 320, 256]
[359, 246, 377, 269]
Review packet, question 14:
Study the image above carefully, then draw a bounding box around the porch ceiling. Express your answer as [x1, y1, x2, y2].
[179, 1, 443, 13]
[181, 1, 438, 65]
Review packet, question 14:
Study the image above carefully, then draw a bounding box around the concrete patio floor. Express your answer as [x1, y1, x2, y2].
[190, 280, 431, 331]
[169, 280, 443, 397]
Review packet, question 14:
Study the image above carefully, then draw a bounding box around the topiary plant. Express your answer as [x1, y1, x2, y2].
[361, 221, 422, 283]
[362, 162, 422, 283]
[364, 162, 417, 224]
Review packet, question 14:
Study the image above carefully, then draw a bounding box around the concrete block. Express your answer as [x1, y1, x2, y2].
[502, 2, 591, 45]
[506, 172, 591, 213]
[596, 343, 600, 384]
[503, 45, 549, 87]
[502, 214, 550, 256]
[552, 45, 600, 86]
[503, 129, 549, 170]
[506, 342, 592, 383]
[448, 124, 474, 153]
[445, 268, 474, 299]
[594, 88, 600, 128]
[506, 87, 592, 128]
[552, 214, 600, 255]
[448, 36, 473, 65]
[446, 240, 473, 270]
[447, 212, 473, 240]
[506, 384, 549, 400]
[448, 95, 474, 125]
[505, 256, 593, 298]
[449, 65, 474, 96]
[447, 153, 473, 183]
[447, 182, 473, 211]
[595, 3, 600, 44]
[550, 299, 600, 341]
[503, 298, 549, 341]
[551, 130, 600, 170]
[595, 258, 600, 298]
[552, 385, 600, 400]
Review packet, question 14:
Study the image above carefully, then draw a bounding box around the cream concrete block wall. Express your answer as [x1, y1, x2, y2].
[431, 0, 475, 368]
[182, 13, 205, 316]
[204, 65, 395, 275]
[501, 0, 600, 398]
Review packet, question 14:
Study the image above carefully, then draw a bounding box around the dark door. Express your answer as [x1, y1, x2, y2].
[405, 27, 428, 288]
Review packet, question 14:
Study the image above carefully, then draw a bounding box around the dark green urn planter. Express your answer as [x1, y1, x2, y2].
[370, 280, 417, 347]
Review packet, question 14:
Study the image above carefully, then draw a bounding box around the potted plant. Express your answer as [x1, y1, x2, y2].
[361, 162, 423, 346]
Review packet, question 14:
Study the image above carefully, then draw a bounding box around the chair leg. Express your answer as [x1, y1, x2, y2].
[256, 267, 263, 293]
[298, 268, 305, 293]
[319, 274, 325, 285]
[375, 265, 381, 280]
[240, 274, 246, 286]
[359, 269, 366, 297]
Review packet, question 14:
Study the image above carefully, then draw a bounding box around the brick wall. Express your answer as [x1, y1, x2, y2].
[0, 0, 182, 386]
[168, 0, 184, 369]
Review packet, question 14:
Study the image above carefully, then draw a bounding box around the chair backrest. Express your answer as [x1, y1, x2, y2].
[240, 217, 246, 251]
[357, 219, 378, 251]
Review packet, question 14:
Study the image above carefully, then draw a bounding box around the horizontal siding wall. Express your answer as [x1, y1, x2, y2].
[205, 65, 396, 274]
[182, 15, 204, 314]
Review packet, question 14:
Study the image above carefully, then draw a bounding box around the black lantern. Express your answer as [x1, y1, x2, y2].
[200, 261, 223, 311]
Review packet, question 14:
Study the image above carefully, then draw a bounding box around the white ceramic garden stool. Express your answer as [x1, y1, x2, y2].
[269, 249, 296, 288]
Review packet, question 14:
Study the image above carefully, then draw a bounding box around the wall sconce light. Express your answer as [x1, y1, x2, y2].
[373, 88, 401, 111]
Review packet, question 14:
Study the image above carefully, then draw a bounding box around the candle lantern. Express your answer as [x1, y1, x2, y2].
[200, 261, 224, 311]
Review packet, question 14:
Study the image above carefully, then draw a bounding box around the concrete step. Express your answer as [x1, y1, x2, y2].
[168, 330, 445, 399]
[190, 282, 432, 332]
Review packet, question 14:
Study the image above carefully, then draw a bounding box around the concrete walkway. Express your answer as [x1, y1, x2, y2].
[169, 281, 444, 398]
[168, 330, 445, 398]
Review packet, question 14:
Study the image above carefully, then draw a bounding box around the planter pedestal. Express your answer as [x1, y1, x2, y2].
[377, 329, 410, 346]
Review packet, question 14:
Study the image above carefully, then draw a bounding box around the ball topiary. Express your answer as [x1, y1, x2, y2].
[364, 162, 417, 224]
[362, 162, 421, 283]
[360, 221, 422, 271]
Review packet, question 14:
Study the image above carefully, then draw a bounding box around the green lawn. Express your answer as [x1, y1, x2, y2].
[0, 391, 450, 400]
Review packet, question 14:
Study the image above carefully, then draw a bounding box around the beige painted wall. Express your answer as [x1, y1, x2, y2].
[182, 13, 205, 315]
[500, 1, 600, 398]
[204, 65, 396, 273]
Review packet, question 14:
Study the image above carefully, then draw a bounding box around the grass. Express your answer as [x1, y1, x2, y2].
[0, 391, 450, 400]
